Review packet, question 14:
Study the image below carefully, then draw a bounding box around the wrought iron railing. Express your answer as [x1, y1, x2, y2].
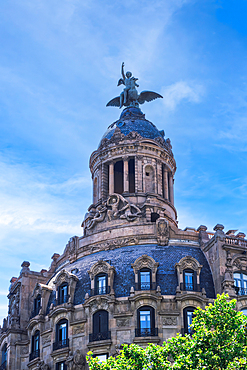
[55, 295, 69, 306]
[235, 286, 247, 296]
[89, 331, 111, 342]
[29, 349, 40, 362]
[90, 286, 110, 296]
[30, 306, 41, 319]
[135, 282, 156, 291]
[53, 338, 69, 351]
[0, 361, 6, 370]
[180, 283, 200, 292]
[135, 328, 158, 337]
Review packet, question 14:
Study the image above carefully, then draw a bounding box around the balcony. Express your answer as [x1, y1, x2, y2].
[180, 283, 200, 292]
[30, 307, 41, 319]
[135, 328, 158, 337]
[89, 331, 111, 342]
[29, 349, 40, 362]
[55, 295, 69, 306]
[90, 286, 110, 296]
[53, 339, 69, 351]
[0, 361, 6, 370]
[235, 286, 247, 296]
[135, 282, 156, 291]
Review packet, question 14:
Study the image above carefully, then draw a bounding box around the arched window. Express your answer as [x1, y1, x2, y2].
[32, 294, 41, 318]
[183, 307, 195, 334]
[30, 330, 40, 361]
[136, 306, 157, 337]
[138, 268, 151, 290]
[234, 273, 247, 295]
[114, 160, 123, 194]
[90, 310, 110, 342]
[57, 283, 69, 305]
[94, 273, 108, 295]
[128, 158, 135, 193]
[1, 344, 7, 368]
[53, 319, 69, 351]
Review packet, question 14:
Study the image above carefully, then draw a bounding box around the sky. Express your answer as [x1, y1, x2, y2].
[0, 0, 247, 323]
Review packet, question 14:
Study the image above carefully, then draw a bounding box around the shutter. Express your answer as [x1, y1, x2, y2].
[93, 311, 100, 334]
[100, 310, 108, 333]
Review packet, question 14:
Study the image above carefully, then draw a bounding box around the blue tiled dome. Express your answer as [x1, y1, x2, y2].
[101, 107, 164, 143]
[46, 244, 215, 311]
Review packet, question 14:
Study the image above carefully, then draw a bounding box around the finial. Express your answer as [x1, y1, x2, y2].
[106, 62, 163, 109]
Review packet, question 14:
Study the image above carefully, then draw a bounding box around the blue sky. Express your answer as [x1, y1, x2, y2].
[0, 0, 247, 322]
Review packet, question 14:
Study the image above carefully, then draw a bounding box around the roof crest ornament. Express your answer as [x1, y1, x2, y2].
[106, 62, 163, 109]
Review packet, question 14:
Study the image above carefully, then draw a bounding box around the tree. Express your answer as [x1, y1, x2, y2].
[87, 294, 247, 370]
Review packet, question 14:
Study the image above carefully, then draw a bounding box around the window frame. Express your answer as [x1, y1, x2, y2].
[1, 343, 7, 366]
[95, 273, 108, 295]
[183, 306, 195, 335]
[234, 272, 247, 295]
[138, 268, 152, 290]
[136, 306, 156, 337]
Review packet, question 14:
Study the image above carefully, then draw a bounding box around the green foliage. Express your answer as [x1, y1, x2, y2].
[87, 294, 247, 370]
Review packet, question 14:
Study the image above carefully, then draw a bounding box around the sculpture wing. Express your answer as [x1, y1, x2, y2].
[138, 91, 163, 105]
[106, 96, 120, 107]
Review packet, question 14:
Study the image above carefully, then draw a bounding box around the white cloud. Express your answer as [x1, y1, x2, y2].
[162, 81, 204, 110]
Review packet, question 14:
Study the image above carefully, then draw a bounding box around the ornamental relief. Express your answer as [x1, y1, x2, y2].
[233, 257, 247, 271]
[89, 298, 109, 314]
[116, 318, 130, 327]
[82, 193, 142, 232]
[72, 323, 85, 335]
[163, 317, 177, 326]
[132, 255, 159, 275]
[42, 334, 51, 345]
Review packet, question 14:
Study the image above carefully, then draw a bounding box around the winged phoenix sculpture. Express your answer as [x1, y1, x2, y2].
[106, 62, 163, 109]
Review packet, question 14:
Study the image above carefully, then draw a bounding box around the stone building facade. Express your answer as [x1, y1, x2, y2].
[1, 105, 247, 370]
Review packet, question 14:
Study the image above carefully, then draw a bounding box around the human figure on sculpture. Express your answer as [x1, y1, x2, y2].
[107, 195, 120, 220]
[118, 62, 139, 108]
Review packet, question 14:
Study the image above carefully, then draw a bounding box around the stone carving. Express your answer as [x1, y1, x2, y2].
[163, 317, 177, 326]
[89, 297, 109, 314]
[106, 62, 163, 109]
[72, 324, 84, 335]
[66, 350, 85, 370]
[83, 194, 142, 232]
[156, 218, 169, 246]
[9, 287, 20, 328]
[20, 347, 29, 355]
[132, 255, 159, 274]
[116, 318, 130, 327]
[42, 334, 51, 345]
[233, 257, 247, 271]
[36, 361, 50, 370]
[175, 256, 202, 275]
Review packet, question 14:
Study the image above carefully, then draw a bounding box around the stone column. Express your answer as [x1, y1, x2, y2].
[157, 159, 163, 196]
[136, 155, 143, 192]
[163, 168, 169, 200]
[109, 162, 114, 194]
[123, 157, 129, 193]
[169, 173, 174, 205]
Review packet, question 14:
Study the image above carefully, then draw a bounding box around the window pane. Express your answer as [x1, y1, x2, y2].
[140, 311, 151, 329]
[241, 309, 247, 316]
[234, 273, 241, 279]
[187, 311, 193, 333]
[140, 271, 150, 283]
[96, 354, 108, 363]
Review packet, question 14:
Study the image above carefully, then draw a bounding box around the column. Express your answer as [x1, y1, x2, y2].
[164, 168, 169, 200]
[123, 157, 129, 193]
[169, 172, 174, 205]
[157, 159, 162, 196]
[109, 162, 114, 194]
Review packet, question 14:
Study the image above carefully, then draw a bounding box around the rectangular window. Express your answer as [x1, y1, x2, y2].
[140, 271, 151, 289]
[184, 272, 193, 291]
[140, 311, 151, 329]
[187, 311, 193, 334]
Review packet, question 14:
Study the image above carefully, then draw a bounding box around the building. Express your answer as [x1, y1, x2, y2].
[1, 70, 247, 370]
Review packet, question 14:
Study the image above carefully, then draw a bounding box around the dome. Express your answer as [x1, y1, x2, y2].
[46, 243, 215, 312]
[100, 107, 165, 146]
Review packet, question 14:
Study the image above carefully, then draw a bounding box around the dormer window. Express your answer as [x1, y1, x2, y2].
[139, 269, 151, 290]
[32, 294, 41, 318]
[57, 283, 69, 305]
[88, 260, 115, 297]
[184, 270, 194, 291]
